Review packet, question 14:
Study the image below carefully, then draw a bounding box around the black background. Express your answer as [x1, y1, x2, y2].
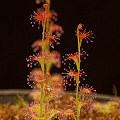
[0, 0, 120, 95]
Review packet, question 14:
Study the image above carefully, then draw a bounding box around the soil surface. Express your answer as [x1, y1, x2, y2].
[0, 93, 120, 120]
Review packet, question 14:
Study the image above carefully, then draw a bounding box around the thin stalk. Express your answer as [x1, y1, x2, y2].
[40, 24, 45, 117]
[44, 0, 51, 112]
[46, 0, 50, 33]
[76, 30, 81, 120]
[46, 0, 51, 52]
[72, 114, 77, 120]
[40, 8, 47, 116]
[46, 96, 49, 111]
[45, 0, 51, 73]
[76, 82, 79, 120]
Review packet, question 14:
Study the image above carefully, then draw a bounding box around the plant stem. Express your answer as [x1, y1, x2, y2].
[40, 24, 45, 117]
[44, 0, 51, 113]
[46, 0, 50, 53]
[47, 96, 49, 111]
[46, 0, 50, 33]
[76, 30, 81, 120]
[72, 114, 77, 120]
[45, 0, 51, 73]
[40, 7, 47, 116]
[76, 82, 79, 120]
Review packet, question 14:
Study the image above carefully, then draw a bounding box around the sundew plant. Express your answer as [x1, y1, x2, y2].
[25, 0, 96, 120]
[62, 24, 96, 120]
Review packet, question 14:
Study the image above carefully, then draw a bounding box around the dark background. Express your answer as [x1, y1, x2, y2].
[0, 0, 120, 95]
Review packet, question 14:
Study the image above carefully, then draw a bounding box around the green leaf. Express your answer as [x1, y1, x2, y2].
[47, 109, 61, 120]
[30, 104, 41, 117]
[32, 115, 46, 120]
[63, 109, 74, 116]
[77, 101, 87, 116]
